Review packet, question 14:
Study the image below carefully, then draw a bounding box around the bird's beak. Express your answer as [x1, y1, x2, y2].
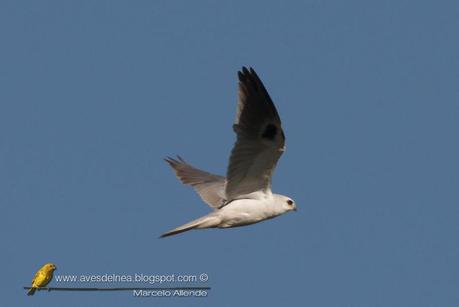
[293, 205, 297, 212]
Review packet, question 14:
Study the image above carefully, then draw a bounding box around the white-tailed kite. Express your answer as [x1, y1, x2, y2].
[161, 67, 296, 238]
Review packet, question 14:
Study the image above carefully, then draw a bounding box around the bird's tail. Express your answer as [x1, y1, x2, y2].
[160, 214, 221, 238]
[27, 287, 36, 296]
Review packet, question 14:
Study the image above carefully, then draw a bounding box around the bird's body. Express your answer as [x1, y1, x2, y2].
[27, 263, 56, 295]
[216, 194, 293, 228]
[161, 67, 296, 238]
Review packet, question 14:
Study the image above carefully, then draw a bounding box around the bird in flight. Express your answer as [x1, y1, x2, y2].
[161, 67, 296, 238]
[27, 263, 56, 295]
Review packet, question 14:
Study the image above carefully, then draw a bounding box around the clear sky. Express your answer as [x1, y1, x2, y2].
[1, 1, 458, 306]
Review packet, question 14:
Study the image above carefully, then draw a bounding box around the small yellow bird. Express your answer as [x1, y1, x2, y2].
[27, 263, 57, 296]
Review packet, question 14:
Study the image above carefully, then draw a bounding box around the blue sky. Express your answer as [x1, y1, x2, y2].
[1, 0, 458, 306]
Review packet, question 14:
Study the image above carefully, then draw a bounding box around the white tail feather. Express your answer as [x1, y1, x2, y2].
[160, 214, 221, 238]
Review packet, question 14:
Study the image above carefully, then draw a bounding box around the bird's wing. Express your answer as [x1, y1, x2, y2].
[31, 269, 41, 284]
[225, 67, 285, 200]
[165, 156, 226, 209]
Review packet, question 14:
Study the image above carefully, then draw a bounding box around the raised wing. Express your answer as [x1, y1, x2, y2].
[165, 156, 226, 209]
[225, 67, 285, 200]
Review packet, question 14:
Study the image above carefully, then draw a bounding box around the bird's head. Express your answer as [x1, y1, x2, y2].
[275, 194, 297, 212]
[44, 263, 57, 271]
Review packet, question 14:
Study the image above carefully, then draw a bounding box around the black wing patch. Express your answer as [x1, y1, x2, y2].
[261, 123, 278, 140]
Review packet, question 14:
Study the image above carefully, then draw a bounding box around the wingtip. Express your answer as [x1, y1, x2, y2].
[164, 155, 185, 163]
[241, 66, 249, 77]
[176, 155, 185, 163]
[239, 66, 256, 74]
[238, 69, 246, 83]
[238, 66, 261, 87]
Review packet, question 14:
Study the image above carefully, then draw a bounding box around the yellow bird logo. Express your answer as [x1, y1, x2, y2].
[27, 263, 57, 296]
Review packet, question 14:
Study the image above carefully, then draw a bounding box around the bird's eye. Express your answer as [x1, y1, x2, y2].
[287, 200, 293, 205]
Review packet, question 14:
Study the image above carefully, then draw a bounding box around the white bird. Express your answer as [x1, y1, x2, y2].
[161, 67, 296, 238]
